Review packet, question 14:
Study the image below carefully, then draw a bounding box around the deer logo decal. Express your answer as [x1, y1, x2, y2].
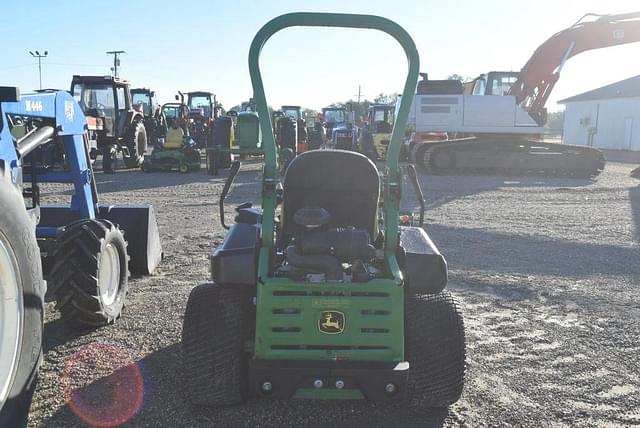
[318, 310, 345, 334]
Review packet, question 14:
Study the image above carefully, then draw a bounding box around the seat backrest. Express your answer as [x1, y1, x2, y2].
[164, 127, 184, 149]
[282, 150, 380, 238]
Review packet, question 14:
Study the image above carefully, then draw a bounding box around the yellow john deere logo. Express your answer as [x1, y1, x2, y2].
[318, 310, 345, 335]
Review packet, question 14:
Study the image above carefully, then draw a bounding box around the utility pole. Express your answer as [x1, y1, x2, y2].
[29, 50, 48, 90]
[106, 50, 125, 78]
[354, 85, 363, 103]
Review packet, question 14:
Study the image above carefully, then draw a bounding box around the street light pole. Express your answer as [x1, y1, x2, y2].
[29, 50, 48, 90]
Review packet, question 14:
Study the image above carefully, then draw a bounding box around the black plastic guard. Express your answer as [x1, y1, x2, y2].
[210, 223, 259, 286]
[399, 226, 447, 294]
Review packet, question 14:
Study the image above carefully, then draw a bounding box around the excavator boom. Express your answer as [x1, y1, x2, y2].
[510, 12, 640, 113]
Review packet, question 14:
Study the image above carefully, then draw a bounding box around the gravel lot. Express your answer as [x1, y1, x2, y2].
[27, 160, 640, 427]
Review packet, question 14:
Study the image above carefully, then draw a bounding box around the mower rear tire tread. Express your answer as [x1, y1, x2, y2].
[182, 282, 251, 407]
[406, 291, 466, 407]
[49, 219, 129, 327]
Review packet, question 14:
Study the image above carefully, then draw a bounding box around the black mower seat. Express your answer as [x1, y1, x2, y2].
[282, 150, 380, 237]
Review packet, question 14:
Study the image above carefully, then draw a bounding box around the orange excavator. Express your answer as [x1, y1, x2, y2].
[409, 12, 640, 177]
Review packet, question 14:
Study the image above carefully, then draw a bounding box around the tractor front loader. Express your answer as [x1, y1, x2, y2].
[181, 13, 465, 407]
[2, 89, 162, 328]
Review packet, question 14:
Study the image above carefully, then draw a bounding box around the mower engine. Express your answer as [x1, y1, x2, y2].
[276, 207, 383, 282]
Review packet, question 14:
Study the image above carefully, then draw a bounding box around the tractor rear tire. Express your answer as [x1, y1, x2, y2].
[405, 291, 465, 407]
[182, 283, 251, 407]
[49, 219, 128, 327]
[123, 121, 147, 169]
[0, 178, 44, 428]
[279, 148, 295, 175]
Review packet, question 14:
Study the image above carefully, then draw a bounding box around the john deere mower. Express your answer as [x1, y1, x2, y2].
[142, 103, 201, 173]
[182, 13, 465, 407]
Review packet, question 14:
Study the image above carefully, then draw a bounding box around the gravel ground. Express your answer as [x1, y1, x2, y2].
[27, 160, 640, 427]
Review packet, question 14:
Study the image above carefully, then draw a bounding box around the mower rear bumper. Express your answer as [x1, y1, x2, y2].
[249, 359, 409, 401]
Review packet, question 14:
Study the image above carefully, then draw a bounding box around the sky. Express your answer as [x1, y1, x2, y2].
[1, 0, 639, 112]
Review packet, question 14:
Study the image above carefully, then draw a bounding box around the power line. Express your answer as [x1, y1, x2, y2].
[46, 62, 105, 67]
[0, 64, 34, 71]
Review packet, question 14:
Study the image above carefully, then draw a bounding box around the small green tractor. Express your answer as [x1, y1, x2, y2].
[182, 12, 465, 407]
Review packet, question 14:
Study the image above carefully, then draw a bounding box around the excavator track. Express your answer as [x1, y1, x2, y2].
[412, 137, 605, 178]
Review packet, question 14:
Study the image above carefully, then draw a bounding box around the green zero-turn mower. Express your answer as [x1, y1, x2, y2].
[141, 103, 201, 173]
[181, 13, 466, 406]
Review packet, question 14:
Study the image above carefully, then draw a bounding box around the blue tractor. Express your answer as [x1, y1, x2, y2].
[0, 87, 161, 425]
[322, 106, 358, 151]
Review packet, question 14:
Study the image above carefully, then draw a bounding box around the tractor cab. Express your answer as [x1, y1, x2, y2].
[281, 105, 302, 121]
[131, 88, 158, 117]
[181, 91, 217, 148]
[131, 88, 164, 147]
[361, 104, 395, 160]
[187, 91, 216, 120]
[71, 75, 133, 137]
[71, 75, 147, 171]
[367, 104, 395, 133]
[321, 106, 346, 139]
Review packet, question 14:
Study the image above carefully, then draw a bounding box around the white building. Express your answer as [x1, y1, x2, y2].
[559, 75, 640, 155]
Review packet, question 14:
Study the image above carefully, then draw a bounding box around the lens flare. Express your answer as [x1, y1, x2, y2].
[63, 343, 145, 428]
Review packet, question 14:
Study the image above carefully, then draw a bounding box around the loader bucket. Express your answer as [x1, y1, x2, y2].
[98, 205, 163, 275]
[38, 204, 162, 275]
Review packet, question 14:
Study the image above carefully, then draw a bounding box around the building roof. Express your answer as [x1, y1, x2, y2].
[559, 75, 640, 104]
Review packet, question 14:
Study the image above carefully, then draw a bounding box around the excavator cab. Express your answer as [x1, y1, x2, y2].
[466, 72, 520, 96]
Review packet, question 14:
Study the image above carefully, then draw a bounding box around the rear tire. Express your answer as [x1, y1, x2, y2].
[207, 148, 218, 176]
[182, 283, 251, 407]
[279, 148, 295, 175]
[49, 219, 128, 327]
[0, 176, 44, 427]
[123, 121, 147, 168]
[405, 291, 466, 407]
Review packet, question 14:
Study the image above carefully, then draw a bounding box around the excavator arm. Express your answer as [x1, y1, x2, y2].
[509, 11, 640, 114]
